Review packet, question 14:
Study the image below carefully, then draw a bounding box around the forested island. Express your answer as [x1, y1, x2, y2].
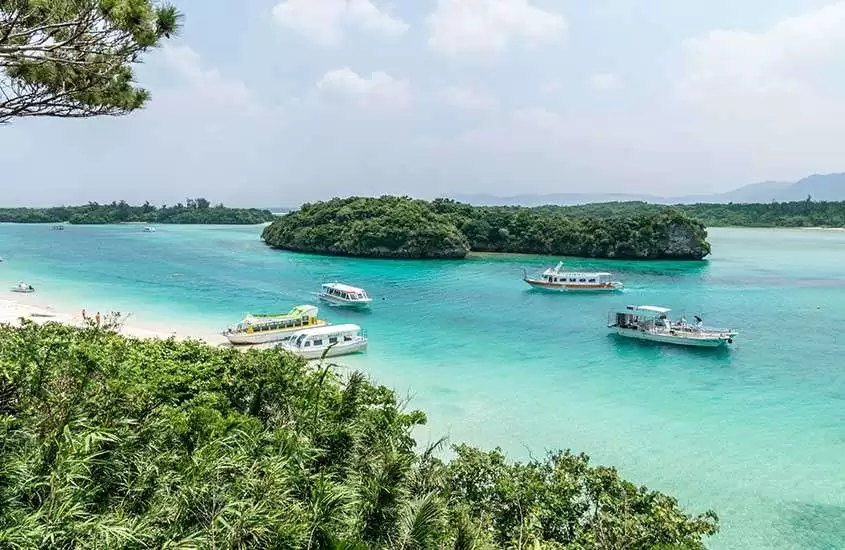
[483, 199, 845, 228]
[0, 321, 719, 548]
[0, 199, 275, 225]
[261, 196, 711, 260]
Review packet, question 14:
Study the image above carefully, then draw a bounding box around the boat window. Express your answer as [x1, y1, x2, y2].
[344, 335, 352, 341]
[588, 279, 596, 283]
[569, 278, 576, 282]
[304, 341, 310, 347]
[329, 337, 337, 344]
[313, 339, 323, 346]
[579, 279, 586, 282]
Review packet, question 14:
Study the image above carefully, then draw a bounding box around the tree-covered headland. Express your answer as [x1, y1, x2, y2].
[481, 199, 845, 228]
[261, 196, 711, 260]
[0, 199, 276, 224]
[0, 321, 719, 549]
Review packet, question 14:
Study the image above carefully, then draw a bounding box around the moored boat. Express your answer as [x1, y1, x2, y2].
[10, 281, 35, 293]
[524, 261, 623, 292]
[279, 324, 368, 359]
[51, 225, 65, 231]
[608, 305, 737, 348]
[222, 305, 328, 345]
[143, 227, 156, 232]
[319, 282, 372, 308]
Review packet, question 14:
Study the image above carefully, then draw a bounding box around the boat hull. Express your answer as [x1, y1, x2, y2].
[609, 327, 734, 348]
[525, 279, 623, 292]
[319, 293, 372, 308]
[281, 339, 368, 359]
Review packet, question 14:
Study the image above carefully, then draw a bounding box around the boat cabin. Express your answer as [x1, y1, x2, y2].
[234, 305, 321, 334]
[610, 305, 671, 330]
[288, 324, 364, 350]
[542, 270, 615, 285]
[321, 283, 371, 302]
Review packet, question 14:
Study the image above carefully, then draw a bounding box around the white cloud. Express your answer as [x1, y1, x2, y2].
[160, 45, 258, 110]
[442, 86, 498, 111]
[588, 73, 619, 91]
[680, 3, 845, 103]
[676, 2, 845, 175]
[426, 0, 566, 56]
[272, 0, 408, 45]
[316, 68, 412, 109]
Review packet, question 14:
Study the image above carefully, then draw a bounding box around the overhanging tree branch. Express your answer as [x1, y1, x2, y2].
[0, 0, 181, 124]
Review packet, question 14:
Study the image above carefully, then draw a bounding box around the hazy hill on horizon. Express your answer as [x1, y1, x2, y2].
[450, 173, 845, 206]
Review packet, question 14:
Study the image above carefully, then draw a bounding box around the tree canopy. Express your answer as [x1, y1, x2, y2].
[0, 0, 181, 123]
[261, 196, 711, 260]
[0, 199, 276, 224]
[0, 321, 719, 549]
[472, 200, 845, 228]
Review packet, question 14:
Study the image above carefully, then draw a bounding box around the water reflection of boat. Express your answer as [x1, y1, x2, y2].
[608, 305, 737, 348]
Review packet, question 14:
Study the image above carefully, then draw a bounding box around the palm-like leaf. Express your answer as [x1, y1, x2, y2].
[395, 491, 444, 550]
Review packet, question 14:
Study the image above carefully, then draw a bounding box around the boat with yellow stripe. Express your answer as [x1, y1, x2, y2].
[523, 261, 623, 292]
[223, 305, 329, 345]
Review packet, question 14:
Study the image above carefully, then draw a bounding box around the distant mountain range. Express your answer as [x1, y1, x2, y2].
[451, 173, 845, 206]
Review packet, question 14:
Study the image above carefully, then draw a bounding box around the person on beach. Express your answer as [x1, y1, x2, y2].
[95, 312, 101, 326]
[82, 308, 87, 320]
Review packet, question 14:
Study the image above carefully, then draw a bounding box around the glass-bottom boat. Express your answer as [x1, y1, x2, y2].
[223, 305, 328, 345]
[524, 261, 623, 292]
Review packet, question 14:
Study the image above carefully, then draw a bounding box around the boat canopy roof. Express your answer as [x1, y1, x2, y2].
[542, 262, 613, 277]
[322, 282, 365, 293]
[619, 305, 672, 316]
[293, 324, 361, 338]
[247, 304, 318, 321]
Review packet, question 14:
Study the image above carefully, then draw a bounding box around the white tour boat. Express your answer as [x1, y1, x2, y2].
[10, 281, 35, 293]
[608, 305, 737, 348]
[222, 305, 329, 345]
[524, 261, 623, 292]
[319, 283, 373, 308]
[279, 324, 368, 360]
[143, 227, 156, 232]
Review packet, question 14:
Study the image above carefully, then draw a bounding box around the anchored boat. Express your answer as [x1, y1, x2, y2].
[279, 323, 368, 360]
[524, 261, 623, 292]
[319, 282, 372, 308]
[222, 305, 328, 345]
[608, 305, 737, 348]
[10, 282, 35, 293]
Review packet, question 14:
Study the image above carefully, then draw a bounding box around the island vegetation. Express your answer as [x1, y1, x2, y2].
[261, 196, 711, 260]
[0, 199, 276, 225]
[0, 320, 719, 549]
[475, 199, 845, 228]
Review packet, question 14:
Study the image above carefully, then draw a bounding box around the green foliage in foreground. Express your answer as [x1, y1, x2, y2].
[489, 200, 845, 228]
[262, 196, 711, 260]
[0, 199, 275, 225]
[0, 322, 719, 549]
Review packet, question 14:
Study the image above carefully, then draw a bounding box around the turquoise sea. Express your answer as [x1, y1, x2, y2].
[1, 224, 844, 549]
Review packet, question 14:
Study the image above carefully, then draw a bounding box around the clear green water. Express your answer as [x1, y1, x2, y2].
[1, 224, 844, 550]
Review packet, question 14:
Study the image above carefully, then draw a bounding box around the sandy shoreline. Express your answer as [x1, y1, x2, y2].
[0, 292, 229, 346]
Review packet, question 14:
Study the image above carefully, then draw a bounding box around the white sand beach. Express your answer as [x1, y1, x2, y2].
[0, 292, 228, 346]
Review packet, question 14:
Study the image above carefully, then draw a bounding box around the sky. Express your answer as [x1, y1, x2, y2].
[3, 0, 845, 207]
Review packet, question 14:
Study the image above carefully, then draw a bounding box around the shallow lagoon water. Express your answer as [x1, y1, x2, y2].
[1, 224, 844, 549]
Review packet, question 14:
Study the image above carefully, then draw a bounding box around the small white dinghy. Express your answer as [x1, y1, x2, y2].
[10, 281, 35, 294]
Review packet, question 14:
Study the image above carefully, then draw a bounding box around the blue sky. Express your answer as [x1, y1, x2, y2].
[3, 0, 845, 206]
